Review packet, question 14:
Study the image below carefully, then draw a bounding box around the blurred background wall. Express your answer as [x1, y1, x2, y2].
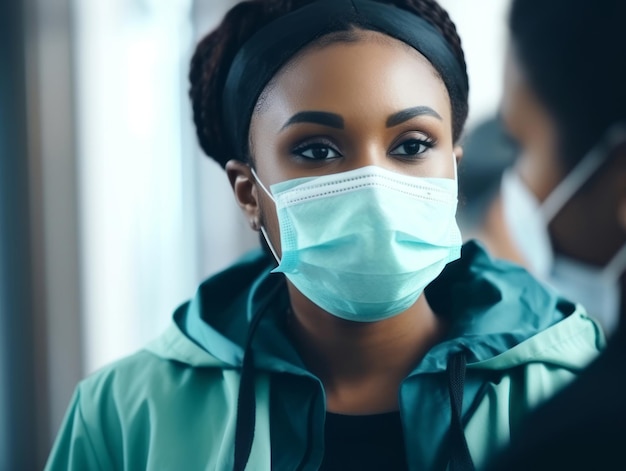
[0, 0, 511, 468]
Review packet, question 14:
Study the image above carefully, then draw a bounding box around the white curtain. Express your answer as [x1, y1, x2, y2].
[439, 0, 512, 131]
[75, 0, 203, 374]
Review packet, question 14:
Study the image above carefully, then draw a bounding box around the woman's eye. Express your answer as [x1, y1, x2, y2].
[390, 139, 432, 157]
[293, 143, 341, 160]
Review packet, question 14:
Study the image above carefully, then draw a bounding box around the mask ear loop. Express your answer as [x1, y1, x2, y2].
[249, 167, 273, 201]
[541, 122, 626, 223]
[452, 151, 459, 183]
[259, 226, 280, 264]
[604, 243, 626, 281]
[249, 167, 282, 264]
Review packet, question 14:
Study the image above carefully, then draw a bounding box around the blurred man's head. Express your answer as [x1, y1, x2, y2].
[501, 0, 626, 329]
[502, 0, 626, 265]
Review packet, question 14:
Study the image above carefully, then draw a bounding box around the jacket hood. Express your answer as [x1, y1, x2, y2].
[146, 240, 603, 374]
[143, 240, 604, 470]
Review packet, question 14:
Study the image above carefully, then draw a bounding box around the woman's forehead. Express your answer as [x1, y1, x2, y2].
[254, 32, 451, 124]
[221, 1, 467, 158]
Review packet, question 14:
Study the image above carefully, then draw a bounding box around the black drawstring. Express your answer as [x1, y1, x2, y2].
[233, 347, 256, 471]
[233, 277, 284, 471]
[235, 283, 475, 471]
[447, 351, 475, 471]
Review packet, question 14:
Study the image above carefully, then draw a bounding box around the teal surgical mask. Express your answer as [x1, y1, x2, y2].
[252, 162, 462, 322]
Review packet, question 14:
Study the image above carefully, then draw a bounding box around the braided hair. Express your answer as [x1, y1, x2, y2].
[189, 0, 469, 168]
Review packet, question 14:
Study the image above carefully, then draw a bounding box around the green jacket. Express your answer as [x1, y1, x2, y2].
[45, 242, 605, 470]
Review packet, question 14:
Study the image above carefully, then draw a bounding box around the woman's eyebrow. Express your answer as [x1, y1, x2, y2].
[386, 106, 442, 127]
[281, 111, 344, 130]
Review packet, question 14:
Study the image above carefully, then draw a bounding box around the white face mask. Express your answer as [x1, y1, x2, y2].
[500, 123, 626, 336]
[550, 247, 626, 335]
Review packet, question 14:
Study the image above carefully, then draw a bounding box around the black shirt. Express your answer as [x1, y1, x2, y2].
[320, 411, 409, 470]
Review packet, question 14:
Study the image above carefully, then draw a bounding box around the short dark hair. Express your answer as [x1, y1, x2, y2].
[509, 0, 626, 170]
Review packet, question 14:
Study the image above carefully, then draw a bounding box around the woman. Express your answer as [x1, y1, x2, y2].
[484, 0, 626, 469]
[45, 1, 603, 470]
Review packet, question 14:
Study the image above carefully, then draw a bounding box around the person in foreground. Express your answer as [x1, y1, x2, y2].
[45, 1, 604, 470]
[483, 0, 626, 469]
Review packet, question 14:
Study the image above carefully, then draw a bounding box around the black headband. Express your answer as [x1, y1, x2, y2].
[222, 0, 468, 159]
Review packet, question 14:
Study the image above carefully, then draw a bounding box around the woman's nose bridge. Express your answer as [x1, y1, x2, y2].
[345, 140, 389, 170]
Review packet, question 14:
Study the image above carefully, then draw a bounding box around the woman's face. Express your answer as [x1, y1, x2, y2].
[238, 31, 458, 256]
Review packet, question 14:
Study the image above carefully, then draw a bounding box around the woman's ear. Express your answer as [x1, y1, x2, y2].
[225, 159, 261, 231]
